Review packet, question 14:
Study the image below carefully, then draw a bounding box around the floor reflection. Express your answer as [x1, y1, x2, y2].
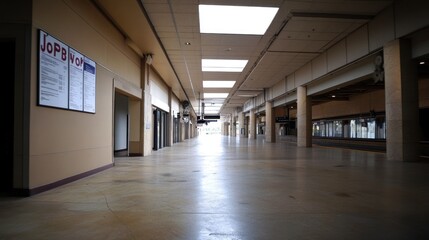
[197, 134, 241, 239]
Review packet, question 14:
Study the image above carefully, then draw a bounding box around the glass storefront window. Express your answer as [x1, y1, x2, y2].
[327, 121, 333, 137]
[376, 117, 386, 139]
[320, 122, 325, 137]
[334, 121, 342, 137]
[350, 120, 356, 138]
[312, 116, 385, 140]
[343, 120, 350, 138]
[361, 120, 368, 138]
[367, 119, 376, 139]
[356, 121, 362, 138]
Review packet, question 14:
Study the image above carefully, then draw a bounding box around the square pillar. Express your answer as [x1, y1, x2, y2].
[384, 39, 419, 161]
[231, 116, 237, 137]
[265, 101, 275, 143]
[249, 109, 256, 139]
[140, 59, 153, 156]
[238, 112, 246, 138]
[297, 86, 312, 147]
[167, 87, 173, 147]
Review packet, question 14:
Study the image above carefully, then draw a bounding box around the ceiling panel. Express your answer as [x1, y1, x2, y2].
[120, 0, 395, 115]
[242, 52, 318, 90]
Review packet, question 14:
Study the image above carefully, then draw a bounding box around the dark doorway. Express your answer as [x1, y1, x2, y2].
[114, 92, 129, 157]
[420, 108, 429, 141]
[0, 40, 15, 193]
[173, 116, 180, 143]
[153, 108, 167, 150]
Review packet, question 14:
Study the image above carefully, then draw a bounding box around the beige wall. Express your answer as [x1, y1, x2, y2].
[312, 90, 385, 120]
[129, 98, 141, 154]
[30, 0, 141, 188]
[311, 79, 428, 120]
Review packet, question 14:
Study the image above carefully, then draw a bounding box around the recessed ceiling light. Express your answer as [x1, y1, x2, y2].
[420, 61, 425, 65]
[204, 93, 229, 98]
[202, 59, 248, 72]
[185, 42, 191, 45]
[203, 81, 236, 88]
[199, 5, 279, 35]
[332, 95, 336, 98]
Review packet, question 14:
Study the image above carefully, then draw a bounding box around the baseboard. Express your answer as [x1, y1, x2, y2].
[26, 163, 113, 196]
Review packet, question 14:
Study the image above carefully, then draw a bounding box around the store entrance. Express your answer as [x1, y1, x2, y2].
[0, 39, 15, 193]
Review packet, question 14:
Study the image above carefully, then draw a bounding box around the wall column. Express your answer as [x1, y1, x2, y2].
[297, 86, 312, 147]
[184, 121, 190, 139]
[249, 109, 256, 139]
[140, 59, 152, 156]
[167, 87, 173, 147]
[238, 112, 246, 138]
[384, 39, 419, 161]
[265, 101, 275, 142]
[222, 123, 225, 136]
[231, 116, 236, 137]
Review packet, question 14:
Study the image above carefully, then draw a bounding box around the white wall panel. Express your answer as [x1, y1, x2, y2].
[272, 79, 286, 99]
[150, 79, 169, 112]
[368, 5, 395, 52]
[171, 96, 180, 115]
[395, 0, 429, 38]
[243, 98, 254, 112]
[412, 28, 429, 58]
[255, 93, 265, 107]
[286, 74, 295, 92]
[346, 25, 369, 63]
[307, 56, 375, 96]
[311, 52, 327, 80]
[327, 39, 347, 72]
[295, 63, 312, 86]
[273, 92, 297, 108]
[273, 97, 285, 107]
[266, 88, 273, 101]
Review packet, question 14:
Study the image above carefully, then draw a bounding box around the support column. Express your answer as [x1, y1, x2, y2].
[297, 86, 312, 147]
[249, 109, 256, 139]
[221, 122, 225, 135]
[167, 87, 173, 147]
[231, 116, 236, 137]
[265, 101, 275, 142]
[140, 58, 153, 156]
[384, 39, 419, 161]
[184, 122, 190, 139]
[238, 112, 246, 138]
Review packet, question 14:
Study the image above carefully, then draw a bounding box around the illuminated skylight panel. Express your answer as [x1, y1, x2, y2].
[204, 93, 229, 98]
[203, 81, 236, 88]
[205, 106, 221, 112]
[199, 5, 279, 35]
[205, 110, 220, 114]
[202, 59, 248, 72]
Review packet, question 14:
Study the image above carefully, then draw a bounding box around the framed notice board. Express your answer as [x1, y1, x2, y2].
[38, 29, 96, 113]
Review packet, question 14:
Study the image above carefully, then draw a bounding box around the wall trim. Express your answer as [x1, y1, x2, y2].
[23, 163, 113, 197]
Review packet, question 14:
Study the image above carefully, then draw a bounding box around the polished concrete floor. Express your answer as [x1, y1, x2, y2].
[1, 135, 429, 240]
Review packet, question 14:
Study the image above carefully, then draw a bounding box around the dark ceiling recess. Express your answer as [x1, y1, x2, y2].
[418, 56, 429, 78]
[311, 78, 385, 105]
